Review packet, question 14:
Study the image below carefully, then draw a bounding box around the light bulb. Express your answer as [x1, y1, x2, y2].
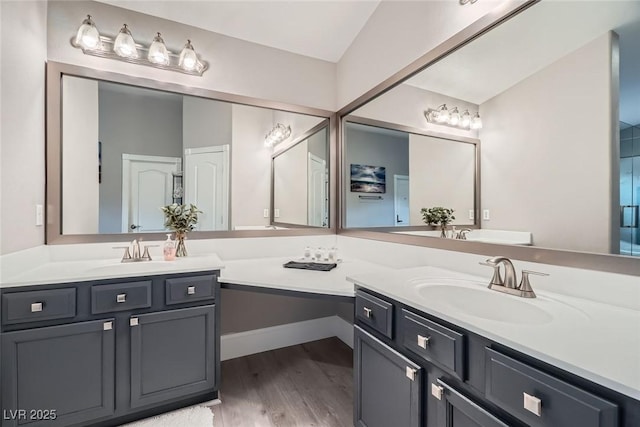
[449, 107, 460, 126]
[148, 32, 169, 65]
[436, 105, 450, 123]
[461, 110, 471, 128]
[471, 113, 483, 130]
[179, 40, 200, 71]
[75, 15, 100, 49]
[114, 24, 138, 58]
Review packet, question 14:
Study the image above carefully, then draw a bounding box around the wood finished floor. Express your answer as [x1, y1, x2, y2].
[209, 337, 354, 427]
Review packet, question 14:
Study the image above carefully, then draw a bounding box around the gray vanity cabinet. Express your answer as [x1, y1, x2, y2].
[432, 378, 509, 427]
[130, 305, 216, 408]
[1, 319, 115, 427]
[354, 325, 423, 427]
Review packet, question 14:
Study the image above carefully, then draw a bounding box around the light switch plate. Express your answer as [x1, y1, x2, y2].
[263, 209, 269, 218]
[468, 210, 474, 220]
[274, 209, 280, 218]
[35, 204, 44, 226]
[483, 209, 490, 220]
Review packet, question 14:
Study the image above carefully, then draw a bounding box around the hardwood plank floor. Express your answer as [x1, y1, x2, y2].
[210, 337, 353, 427]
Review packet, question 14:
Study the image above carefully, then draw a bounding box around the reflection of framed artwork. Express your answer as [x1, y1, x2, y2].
[350, 164, 386, 193]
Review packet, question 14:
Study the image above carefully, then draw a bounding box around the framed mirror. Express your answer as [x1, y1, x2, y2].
[339, 0, 640, 275]
[47, 62, 336, 244]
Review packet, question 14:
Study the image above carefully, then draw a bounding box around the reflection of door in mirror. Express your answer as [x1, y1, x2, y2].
[308, 153, 327, 227]
[620, 123, 640, 256]
[184, 146, 230, 231]
[394, 175, 410, 226]
[122, 155, 181, 233]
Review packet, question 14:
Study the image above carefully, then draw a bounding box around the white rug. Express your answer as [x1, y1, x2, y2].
[120, 405, 213, 427]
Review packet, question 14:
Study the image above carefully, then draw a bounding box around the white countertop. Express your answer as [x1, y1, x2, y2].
[220, 257, 392, 297]
[0, 254, 225, 288]
[347, 266, 640, 401]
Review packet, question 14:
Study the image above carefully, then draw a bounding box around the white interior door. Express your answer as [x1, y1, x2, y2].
[308, 153, 327, 227]
[184, 145, 230, 231]
[394, 175, 410, 226]
[122, 154, 181, 233]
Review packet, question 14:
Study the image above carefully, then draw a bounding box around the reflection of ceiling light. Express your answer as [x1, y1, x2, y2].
[265, 123, 292, 147]
[425, 105, 482, 131]
[71, 15, 208, 76]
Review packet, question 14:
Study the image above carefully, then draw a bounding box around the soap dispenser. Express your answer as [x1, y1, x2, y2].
[163, 234, 176, 261]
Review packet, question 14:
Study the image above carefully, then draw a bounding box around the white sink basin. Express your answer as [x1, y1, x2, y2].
[416, 285, 553, 324]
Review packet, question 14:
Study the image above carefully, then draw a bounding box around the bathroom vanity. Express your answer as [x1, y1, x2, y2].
[349, 267, 640, 427]
[0, 269, 220, 427]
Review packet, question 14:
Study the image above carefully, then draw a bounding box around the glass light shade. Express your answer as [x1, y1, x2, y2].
[75, 15, 100, 49]
[148, 32, 169, 65]
[436, 105, 450, 123]
[264, 124, 291, 147]
[114, 24, 138, 58]
[460, 110, 472, 128]
[449, 108, 460, 126]
[471, 113, 483, 130]
[179, 40, 201, 72]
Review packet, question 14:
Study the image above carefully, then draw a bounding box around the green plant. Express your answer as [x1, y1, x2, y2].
[161, 203, 202, 233]
[421, 206, 455, 227]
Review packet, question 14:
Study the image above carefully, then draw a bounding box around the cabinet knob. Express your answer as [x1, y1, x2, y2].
[130, 317, 139, 327]
[405, 366, 417, 381]
[31, 302, 43, 313]
[523, 392, 542, 416]
[116, 293, 127, 303]
[103, 321, 113, 331]
[187, 286, 196, 295]
[417, 334, 430, 349]
[431, 383, 444, 400]
[363, 307, 373, 318]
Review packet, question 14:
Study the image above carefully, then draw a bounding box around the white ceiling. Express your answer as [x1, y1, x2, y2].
[405, 1, 640, 123]
[96, 0, 380, 62]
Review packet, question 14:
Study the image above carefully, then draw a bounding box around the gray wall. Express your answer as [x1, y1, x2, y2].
[98, 85, 183, 233]
[345, 124, 409, 227]
[183, 96, 232, 150]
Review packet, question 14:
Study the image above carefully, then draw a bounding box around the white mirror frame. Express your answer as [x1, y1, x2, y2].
[336, 0, 639, 276]
[46, 61, 337, 244]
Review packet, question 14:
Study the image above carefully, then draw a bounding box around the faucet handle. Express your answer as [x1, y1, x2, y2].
[113, 246, 132, 262]
[519, 270, 548, 297]
[479, 261, 503, 286]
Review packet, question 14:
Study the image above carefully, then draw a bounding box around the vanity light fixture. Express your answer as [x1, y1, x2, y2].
[71, 15, 208, 76]
[425, 105, 483, 131]
[264, 123, 292, 148]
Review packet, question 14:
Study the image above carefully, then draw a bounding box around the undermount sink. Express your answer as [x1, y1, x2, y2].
[414, 283, 554, 325]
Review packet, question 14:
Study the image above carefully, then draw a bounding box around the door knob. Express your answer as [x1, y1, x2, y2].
[130, 224, 142, 230]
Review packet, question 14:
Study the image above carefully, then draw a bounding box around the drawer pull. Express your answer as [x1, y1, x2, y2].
[363, 307, 373, 318]
[187, 286, 196, 295]
[116, 293, 127, 303]
[417, 334, 430, 349]
[405, 366, 417, 381]
[431, 383, 444, 400]
[523, 392, 542, 417]
[30, 302, 43, 313]
[130, 317, 139, 327]
[103, 321, 113, 331]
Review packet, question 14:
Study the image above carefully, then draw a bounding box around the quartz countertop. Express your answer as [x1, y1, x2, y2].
[0, 254, 225, 288]
[220, 257, 392, 297]
[347, 266, 640, 401]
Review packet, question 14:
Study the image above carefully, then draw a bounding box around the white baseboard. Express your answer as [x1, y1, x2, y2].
[221, 315, 353, 361]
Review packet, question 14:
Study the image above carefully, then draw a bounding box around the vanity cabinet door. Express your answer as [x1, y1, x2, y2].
[432, 379, 509, 427]
[354, 326, 422, 427]
[129, 305, 216, 409]
[1, 319, 115, 427]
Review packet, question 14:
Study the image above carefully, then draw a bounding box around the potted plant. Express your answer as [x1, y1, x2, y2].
[421, 207, 455, 238]
[160, 203, 202, 257]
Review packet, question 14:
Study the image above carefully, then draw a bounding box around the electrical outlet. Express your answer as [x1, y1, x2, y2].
[35, 204, 44, 226]
[263, 209, 269, 218]
[468, 210, 474, 220]
[274, 209, 280, 218]
[483, 209, 490, 221]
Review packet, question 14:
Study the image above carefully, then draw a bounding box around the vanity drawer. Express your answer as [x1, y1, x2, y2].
[485, 348, 618, 427]
[2, 288, 76, 325]
[165, 274, 216, 305]
[355, 289, 393, 338]
[91, 281, 152, 314]
[402, 309, 465, 380]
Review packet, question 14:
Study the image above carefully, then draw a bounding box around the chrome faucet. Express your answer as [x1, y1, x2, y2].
[114, 239, 154, 263]
[480, 256, 548, 298]
[455, 228, 472, 240]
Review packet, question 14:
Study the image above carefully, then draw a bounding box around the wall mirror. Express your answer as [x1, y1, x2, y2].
[340, 0, 640, 273]
[272, 123, 329, 228]
[48, 62, 334, 244]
